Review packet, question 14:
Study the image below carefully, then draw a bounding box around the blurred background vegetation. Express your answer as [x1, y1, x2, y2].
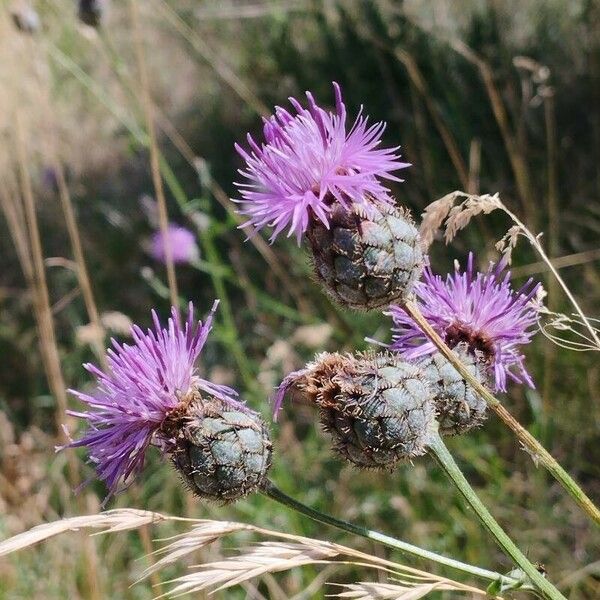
[0, 0, 599, 598]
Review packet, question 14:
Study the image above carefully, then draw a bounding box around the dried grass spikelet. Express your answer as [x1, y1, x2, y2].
[277, 352, 435, 468]
[0, 509, 493, 598]
[308, 199, 424, 311]
[419, 191, 501, 249]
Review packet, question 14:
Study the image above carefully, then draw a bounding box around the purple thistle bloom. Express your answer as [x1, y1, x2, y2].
[61, 301, 246, 500]
[150, 224, 199, 264]
[235, 82, 410, 243]
[388, 253, 541, 392]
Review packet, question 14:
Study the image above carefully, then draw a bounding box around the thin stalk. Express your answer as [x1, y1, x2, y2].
[261, 480, 523, 591]
[428, 432, 564, 600]
[499, 204, 600, 351]
[403, 300, 600, 527]
[30, 40, 107, 368]
[158, 158, 255, 390]
[130, 0, 179, 310]
[14, 112, 103, 600]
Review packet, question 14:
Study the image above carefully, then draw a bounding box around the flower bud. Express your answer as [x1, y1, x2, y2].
[172, 397, 272, 502]
[307, 200, 423, 310]
[279, 352, 434, 468]
[416, 344, 489, 435]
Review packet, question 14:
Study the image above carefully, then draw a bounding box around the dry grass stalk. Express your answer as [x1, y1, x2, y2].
[0, 509, 172, 557]
[28, 41, 108, 367]
[393, 48, 469, 190]
[510, 248, 600, 278]
[154, 0, 270, 117]
[130, 0, 179, 310]
[420, 189, 600, 351]
[13, 112, 70, 431]
[419, 191, 500, 249]
[447, 40, 537, 229]
[161, 542, 339, 596]
[0, 509, 492, 598]
[333, 580, 459, 599]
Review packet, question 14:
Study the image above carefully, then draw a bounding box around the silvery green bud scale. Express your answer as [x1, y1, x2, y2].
[307, 200, 424, 310]
[172, 396, 272, 502]
[276, 352, 435, 468]
[416, 344, 489, 436]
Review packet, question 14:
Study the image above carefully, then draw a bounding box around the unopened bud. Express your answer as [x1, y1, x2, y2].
[307, 200, 423, 311]
[171, 397, 272, 502]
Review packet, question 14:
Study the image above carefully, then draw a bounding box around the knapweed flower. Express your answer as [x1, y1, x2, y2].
[388, 253, 541, 392]
[273, 352, 434, 468]
[235, 82, 423, 310]
[62, 301, 271, 502]
[150, 224, 199, 265]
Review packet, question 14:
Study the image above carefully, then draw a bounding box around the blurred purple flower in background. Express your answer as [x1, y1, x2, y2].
[388, 253, 541, 392]
[235, 82, 410, 243]
[61, 301, 245, 499]
[150, 224, 199, 264]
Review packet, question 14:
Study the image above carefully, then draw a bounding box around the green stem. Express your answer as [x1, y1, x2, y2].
[158, 159, 255, 391]
[404, 300, 600, 527]
[428, 433, 565, 600]
[262, 480, 524, 592]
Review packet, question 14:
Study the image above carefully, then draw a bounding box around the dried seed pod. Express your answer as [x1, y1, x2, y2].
[277, 353, 434, 468]
[172, 397, 272, 502]
[417, 344, 489, 436]
[307, 200, 423, 310]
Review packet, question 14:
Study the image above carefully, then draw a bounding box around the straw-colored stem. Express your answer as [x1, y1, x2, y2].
[499, 205, 600, 350]
[448, 39, 537, 229]
[404, 300, 600, 526]
[14, 112, 103, 600]
[262, 481, 523, 591]
[428, 433, 564, 600]
[23, 34, 108, 368]
[542, 90, 559, 420]
[15, 113, 69, 431]
[130, 0, 179, 310]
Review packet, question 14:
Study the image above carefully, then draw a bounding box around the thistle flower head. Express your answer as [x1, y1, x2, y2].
[150, 224, 199, 265]
[62, 301, 246, 499]
[388, 253, 541, 392]
[235, 82, 409, 243]
[273, 352, 434, 468]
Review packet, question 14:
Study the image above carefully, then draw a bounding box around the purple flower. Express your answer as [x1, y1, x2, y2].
[388, 254, 541, 392]
[150, 225, 199, 264]
[62, 301, 245, 500]
[235, 82, 410, 243]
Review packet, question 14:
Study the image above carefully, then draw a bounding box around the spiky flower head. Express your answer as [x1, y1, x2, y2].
[388, 253, 541, 392]
[62, 301, 271, 501]
[235, 82, 409, 244]
[150, 224, 199, 265]
[274, 352, 434, 468]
